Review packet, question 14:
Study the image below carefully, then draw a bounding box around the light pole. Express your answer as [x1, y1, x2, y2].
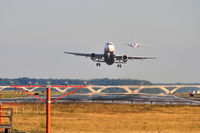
[10, 82, 86, 133]
[46, 82, 51, 133]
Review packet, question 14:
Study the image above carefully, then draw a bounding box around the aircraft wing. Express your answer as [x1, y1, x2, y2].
[115, 55, 156, 61]
[64, 52, 91, 57]
[64, 52, 104, 59]
[128, 56, 156, 60]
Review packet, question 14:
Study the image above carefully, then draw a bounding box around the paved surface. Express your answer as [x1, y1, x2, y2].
[1, 94, 200, 105]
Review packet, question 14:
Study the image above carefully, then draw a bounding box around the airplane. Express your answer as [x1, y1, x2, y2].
[64, 42, 156, 68]
[126, 42, 142, 48]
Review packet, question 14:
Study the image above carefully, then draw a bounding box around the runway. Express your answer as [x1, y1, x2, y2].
[1, 94, 200, 105]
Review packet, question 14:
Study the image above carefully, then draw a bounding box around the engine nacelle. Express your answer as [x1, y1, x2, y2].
[90, 53, 96, 60]
[122, 55, 128, 62]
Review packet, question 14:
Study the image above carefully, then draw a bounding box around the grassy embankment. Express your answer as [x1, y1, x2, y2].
[1, 103, 200, 133]
[0, 91, 68, 98]
[0, 91, 31, 98]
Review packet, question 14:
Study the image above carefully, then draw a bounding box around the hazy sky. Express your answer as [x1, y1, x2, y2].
[0, 0, 199, 83]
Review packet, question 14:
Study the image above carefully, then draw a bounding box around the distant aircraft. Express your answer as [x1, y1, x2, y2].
[126, 42, 142, 48]
[64, 42, 156, 68]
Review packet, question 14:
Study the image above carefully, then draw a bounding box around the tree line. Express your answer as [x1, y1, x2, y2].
[0, 77, 152, 86]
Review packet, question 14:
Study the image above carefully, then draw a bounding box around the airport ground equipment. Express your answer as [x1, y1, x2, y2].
[9, 83, 86, 133]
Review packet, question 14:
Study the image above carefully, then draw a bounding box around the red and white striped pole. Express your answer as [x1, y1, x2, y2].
[46, 85, 51, 133]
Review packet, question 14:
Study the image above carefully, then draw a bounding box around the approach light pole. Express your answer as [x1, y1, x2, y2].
[46, 82, 51, 133]
[10, 81, 86, 133]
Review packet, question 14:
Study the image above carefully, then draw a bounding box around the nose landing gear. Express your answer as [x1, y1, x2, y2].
[117, 64, 122, 68]
[96, 63, 101, 67]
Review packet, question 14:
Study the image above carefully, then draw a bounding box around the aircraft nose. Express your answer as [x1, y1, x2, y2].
[104, 42, 115, 52]
[108, 44, 115, 52]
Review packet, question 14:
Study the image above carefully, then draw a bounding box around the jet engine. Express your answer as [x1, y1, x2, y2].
[122, 55, 128, 62]
[90, 53, 96, 60]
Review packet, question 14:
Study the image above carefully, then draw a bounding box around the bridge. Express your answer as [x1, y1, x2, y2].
[0, 85, 200, 94]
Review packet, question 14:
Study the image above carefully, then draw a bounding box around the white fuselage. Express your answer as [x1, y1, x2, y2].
[104, 42, 116, 65]
[104, 42, 115, 53]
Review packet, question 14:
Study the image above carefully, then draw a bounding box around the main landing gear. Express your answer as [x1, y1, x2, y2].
[117, 64, 122, 68]
[96, 63, 101, 67]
